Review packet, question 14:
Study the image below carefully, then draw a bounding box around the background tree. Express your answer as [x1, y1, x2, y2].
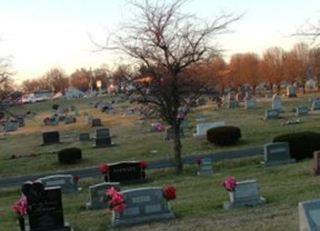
[309, 47, 320, 89]
[104, 0, 240, 173]
[44, 68, 69, 93]
[0, 57, 13, 100]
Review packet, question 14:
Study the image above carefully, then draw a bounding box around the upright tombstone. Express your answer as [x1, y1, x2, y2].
[272, 93, 282, 112]
[245, 99, 257, 110]
[296, 106, 309, 117]
[194, 121, 225, 137]
[111, 187, 175, 227]
[16, 116, 25, 127]
[42, 131, 60, 145]
[37, 174, 79, 193]
[263, 142, 295, 166]
[223, 179, 265, 209]
[197, 158, 213, 176]
[93, 128, 112, 148]
[312, 151, 320, 175]
[311, 99, 320, 112]
[264, 109, 279, 120]
[105, 161, 146, 183]
[86, 182, 120, 210]
[299, 199, 320, 231]
[64, 115, 76, 125]
[79, 133, 90, 142]
[287, 85, 297, 97]
[4, 121, 19, 132]
[20, 181, 71, 231]
[227, 92, 238, 109]
[91, 118, 102, 127]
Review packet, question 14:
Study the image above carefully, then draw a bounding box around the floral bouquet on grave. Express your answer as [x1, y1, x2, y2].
[106, 187, 126, 213]
[12, 195, 28, 230]
[163, 186, 176, 201]
[140, 161, 148, 179]
[223, 176, 237, 192]
[196, 157, 203, 166]
[99, 163, 109, 181]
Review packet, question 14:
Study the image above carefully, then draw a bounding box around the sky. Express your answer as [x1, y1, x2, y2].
[0, 0, 319, 84]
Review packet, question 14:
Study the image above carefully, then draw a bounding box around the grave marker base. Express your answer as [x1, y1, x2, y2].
[223, 197, 266, 209]
[111, 211, 175, 227]
[262, 159, 296, 167]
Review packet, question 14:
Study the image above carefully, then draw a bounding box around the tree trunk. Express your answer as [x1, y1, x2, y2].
[172, 123, 183, 173]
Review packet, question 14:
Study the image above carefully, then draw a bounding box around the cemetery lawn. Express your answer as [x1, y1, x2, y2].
[1, 93, 320, 177]
[0, 156, 318, 230]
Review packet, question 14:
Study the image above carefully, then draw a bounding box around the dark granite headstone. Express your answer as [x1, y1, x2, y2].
[264, 109, 279, 120]
[91, 118, 102, 127]
[42, 131, 60, 145]
[93, 128, 112, 148]
[263, 142, 295, 166]
[105, 161, 146, 183]
[20, 181, 71, 231]
[111, 187, 175, 227]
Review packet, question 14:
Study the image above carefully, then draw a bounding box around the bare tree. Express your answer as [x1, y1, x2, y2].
[103, 0, 240, 173]
[0, 57, 13, 101]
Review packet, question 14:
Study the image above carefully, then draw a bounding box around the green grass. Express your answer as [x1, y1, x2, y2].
[0, 157, 319, 230]
[1, 94, 320, 177]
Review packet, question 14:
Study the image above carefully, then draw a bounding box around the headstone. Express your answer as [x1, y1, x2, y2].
[37, 174, 79, 193]
[193, 121, 225, 137]
[263, 142, 295, 166]
[106, 161, 146, 183]
[223, 179, 265, 209]
[86, 182, 120, 210]
[86, 115, 93, 125]
[4, 121, 19, 132]
[272, 93, 282, 112]
[21, 182, 71, 231]
[245, 99, 257, 110]
[91, 118, 102, 127]
[311, 99, 320, 111]
[79, 133, 90, 142]
[299, 199, 320, 231]
[93, 128, 112, 148]
[16, 116, 25, 127]
[64, 115, 76, 125]
[287, 85, 297, 97]
[296, 106, 309, 117]
[312, 151, 320, 175]
[111, 187, 175, 227]
[42, 131, 60, 145]
[197, 158, 213, 175]
[264, 109, 279, 120]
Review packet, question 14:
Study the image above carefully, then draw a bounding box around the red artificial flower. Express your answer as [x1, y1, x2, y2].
[73, 176, 80, 182]
[99, 163, 109, 174]
[12, 195, 28, 216]
[107, 187, 126, 213]
[140, 161, 148, 169]
[163, 186, 176, 200]
[223, 176, 237, 192]
[196, 157, 202, 165]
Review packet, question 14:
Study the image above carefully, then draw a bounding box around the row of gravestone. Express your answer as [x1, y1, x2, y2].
[42, 128, 112, 148]
[2, 116, 25, 133]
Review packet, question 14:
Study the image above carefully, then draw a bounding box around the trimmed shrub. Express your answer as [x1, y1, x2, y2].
[58, 148, 82, 164]
[273, 131, 320, 161]
[207, 126, 241, 146]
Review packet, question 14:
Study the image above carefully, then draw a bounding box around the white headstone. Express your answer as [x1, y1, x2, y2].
[272, 93, 282, 112]
[194, 121, 225, 137]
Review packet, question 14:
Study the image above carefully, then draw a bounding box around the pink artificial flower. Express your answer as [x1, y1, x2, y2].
[99, 163, 109, 174]
[140, 161, 148, 169]
[12, 195, 28, 216]
[223, 176, 237, 192]
[106, 187, 126, 213]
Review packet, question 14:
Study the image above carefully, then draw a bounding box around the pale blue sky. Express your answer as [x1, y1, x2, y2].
[0, 0, 319, 83]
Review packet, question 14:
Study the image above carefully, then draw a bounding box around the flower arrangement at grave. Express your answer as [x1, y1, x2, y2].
[223, 176, 237, 192]
[106, 187, 126, 213]
[140, 161, 148, 179]
[99, 163, 109, 181]
[163, 186, 176, 201]
[73, 175, 80, 182]
[12, 195, 28, 216]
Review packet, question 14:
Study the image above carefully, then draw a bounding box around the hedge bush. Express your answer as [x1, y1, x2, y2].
[57, 148, 82, 164]
[273, 131, 320, 160]
[207, 126, 241, 146]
